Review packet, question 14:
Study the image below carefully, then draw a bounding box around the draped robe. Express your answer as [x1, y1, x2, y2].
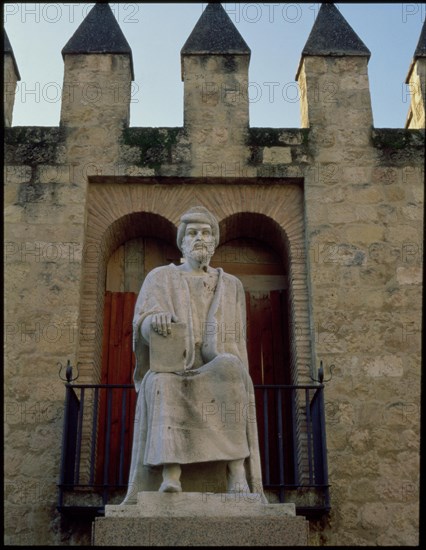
[122, 264, 265, 503]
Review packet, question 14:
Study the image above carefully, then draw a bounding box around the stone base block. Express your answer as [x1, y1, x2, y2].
[92, 492, 309, 546]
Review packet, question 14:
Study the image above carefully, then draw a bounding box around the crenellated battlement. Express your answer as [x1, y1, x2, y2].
[3, 3, 425, 189]
[4, 3, 425, 134]
[4, 2, 425, 179]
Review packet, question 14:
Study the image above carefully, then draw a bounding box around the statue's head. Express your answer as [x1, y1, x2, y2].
[176, 206, 220, 254]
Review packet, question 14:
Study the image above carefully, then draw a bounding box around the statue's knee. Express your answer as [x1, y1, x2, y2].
[217, 353, 244, 369]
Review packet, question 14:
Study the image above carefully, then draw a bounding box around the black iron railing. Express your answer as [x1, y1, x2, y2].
[253, 383, 330, 516]
[57, 378, 329, 518]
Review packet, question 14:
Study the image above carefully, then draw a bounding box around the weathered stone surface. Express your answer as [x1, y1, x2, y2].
[62, 4, 133, 61]
[262, 147, 292, 164]
[300, 3, 370, 58]
[93, 515, 309, 546]
[396, 266, 422, 285]
[4, 127, 66, 165]
[107, 492, 296, 517]
[94, 493, 307, 546]
[181, 3, 250, 55]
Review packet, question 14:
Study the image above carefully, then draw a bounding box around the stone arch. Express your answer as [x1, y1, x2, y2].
[77, 208, 178, 384]
[78, 179, 312, 385]
[217, 210, 310, 385]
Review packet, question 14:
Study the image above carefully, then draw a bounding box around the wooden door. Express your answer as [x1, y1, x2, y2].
[97, 237, 179, 485]
[211, 238, 294, 485]
[96, 291, 137, 485]
[245, 289, 294, 485]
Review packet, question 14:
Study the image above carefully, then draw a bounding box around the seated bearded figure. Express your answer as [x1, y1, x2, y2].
[122, 206, 265, 503]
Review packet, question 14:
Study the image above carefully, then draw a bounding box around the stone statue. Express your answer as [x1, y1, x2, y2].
[122, 206, 265, 503]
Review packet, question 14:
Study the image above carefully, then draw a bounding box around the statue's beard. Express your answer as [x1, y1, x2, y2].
[182, 242, 215, 266]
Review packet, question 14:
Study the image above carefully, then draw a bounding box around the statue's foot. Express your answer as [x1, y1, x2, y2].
[159, 480, 182, 493]
[226, 472, 250, 493]
[227, 458, 249, 493]
[226, 478, 250, 493]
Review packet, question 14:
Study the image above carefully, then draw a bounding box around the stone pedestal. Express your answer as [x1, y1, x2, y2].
[92, 492, 309, 546]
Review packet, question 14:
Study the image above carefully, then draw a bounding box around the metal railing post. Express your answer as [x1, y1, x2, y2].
[305, 388, 313, 485]
[276, 387, 285, 502]
[263, 387, 270, 485]
[58, 383, 72, 508]
[89, 387, 99, 485]
[318, 385, 330, 511]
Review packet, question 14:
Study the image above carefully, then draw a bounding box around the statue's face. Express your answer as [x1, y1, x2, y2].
[181, 223, 216, 264]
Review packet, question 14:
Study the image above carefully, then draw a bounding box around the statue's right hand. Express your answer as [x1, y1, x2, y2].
[151, 312, 178, 337]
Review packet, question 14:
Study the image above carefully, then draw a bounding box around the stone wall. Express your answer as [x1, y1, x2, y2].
[5, 123, 423, 548]
[4, 5, 424, 547]
[302, 127, 423, 546]
[296, 53, 423, 545]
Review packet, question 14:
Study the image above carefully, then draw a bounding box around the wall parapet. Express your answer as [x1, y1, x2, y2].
[5, 127, 66, 165]
[7, 126, 424, 181]
[372, 128, 425, 165]
[120, 127, 185, 169]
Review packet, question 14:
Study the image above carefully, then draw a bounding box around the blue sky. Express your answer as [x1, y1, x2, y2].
[4, 3, 425, 128]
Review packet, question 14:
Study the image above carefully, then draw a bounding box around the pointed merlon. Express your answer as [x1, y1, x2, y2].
[301, 3, 370, 58]
[62, 3, 134, 79]
[181, 3, 250, 56]
[405, 18, 426, 83]
[413, 18, 426, 58]
[4, 29, 21, 80]
[4, 28, 13, 52]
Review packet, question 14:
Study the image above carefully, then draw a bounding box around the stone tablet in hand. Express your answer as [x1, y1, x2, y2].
[149, 322, 187, 373]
